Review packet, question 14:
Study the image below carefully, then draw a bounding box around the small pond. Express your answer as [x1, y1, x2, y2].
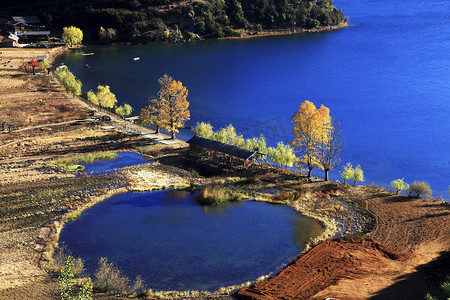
[82, 152, 149, 174]
[59, 190, 323, 291]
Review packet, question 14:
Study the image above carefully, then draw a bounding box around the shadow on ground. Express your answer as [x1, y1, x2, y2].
[371, 251, 450, 300]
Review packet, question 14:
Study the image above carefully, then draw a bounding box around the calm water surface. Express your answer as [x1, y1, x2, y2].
[59, 191, 323, 291]
[82, 152, 149, 174]
[61, 0, 450, 198]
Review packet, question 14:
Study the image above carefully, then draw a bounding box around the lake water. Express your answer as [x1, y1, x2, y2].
[82, 152, 149, 174]
[61, 0, 450, 199]
[59, 191, 323, 291]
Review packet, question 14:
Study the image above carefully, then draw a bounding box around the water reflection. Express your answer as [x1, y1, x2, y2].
[291, 215, 324, 250]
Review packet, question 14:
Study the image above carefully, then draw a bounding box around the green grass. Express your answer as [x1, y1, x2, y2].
[52, 152, 117, 172]
[196, 184, 243, 205]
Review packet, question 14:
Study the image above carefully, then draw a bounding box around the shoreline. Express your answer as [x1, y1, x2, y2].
[1, 47, 449, 300]
[218, 22, 349, 41]
[81, 22, 349, 46]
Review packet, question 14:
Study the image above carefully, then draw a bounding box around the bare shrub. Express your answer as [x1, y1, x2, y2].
[94, 257, 130, 295]
[93, 257, 146, 296]
[408, 181, 432, 197]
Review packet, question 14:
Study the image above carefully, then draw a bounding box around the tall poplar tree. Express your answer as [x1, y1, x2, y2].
[291, 100, 331, 177]
[317, 118, 343, 181]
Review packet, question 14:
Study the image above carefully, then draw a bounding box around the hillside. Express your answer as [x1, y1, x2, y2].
[0, 0, 347, 43]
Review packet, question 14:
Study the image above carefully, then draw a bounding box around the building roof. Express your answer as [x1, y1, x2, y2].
[187, 135, 259, 160]
[21, 31, 50, 36]
[12, 16, 41, 24]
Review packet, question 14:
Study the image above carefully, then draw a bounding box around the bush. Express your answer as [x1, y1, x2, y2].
[196, 184, 242, 205]
[390, 178, 409, 194]
[59, 256, 93, 300]
[408, 181, 432, 197]
[93, 257, 145, 296]
[425, 274, 450, 300]
[94, 257, 130, 294]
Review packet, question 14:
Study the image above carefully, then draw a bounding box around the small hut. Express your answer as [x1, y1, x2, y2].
[186, 135, 264, 167]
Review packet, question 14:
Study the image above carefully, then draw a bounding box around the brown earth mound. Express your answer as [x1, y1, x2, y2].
[235, 189, 450, 300]
[234, 238, 402, 300]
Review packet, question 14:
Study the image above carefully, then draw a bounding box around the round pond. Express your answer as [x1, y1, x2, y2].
[59, 190, 323, 291]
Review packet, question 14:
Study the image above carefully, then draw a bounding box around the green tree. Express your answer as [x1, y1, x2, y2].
[54, 66, 82, 96]
[59, 256, 93, 300]
[390, 178, 409, 195]
[62, 26, 83, 47]
[96, 85, 117, 110]
[340, 162, 353, 184]
[267, 142, 296, 168]
[194, 121, 214, 139]
[350, 164, 364, 186]
[99, 27, 117, 42]
[408, 181, 432, 197]
[115, 103, 133, 117]
[87, 90, 99, 106]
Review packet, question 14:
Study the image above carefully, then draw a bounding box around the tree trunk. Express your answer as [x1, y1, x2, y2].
[171, 131, 175, 139]
[324, 169, 329, 181]
[307, 168, 312, 178]
[155, 125, 159, 133]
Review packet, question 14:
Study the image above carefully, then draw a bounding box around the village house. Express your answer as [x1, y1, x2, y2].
[4, 16, 50, 43]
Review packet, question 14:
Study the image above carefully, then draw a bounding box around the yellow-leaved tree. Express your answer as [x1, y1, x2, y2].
[161, 79, 190, 139]
[140, 74, 190, 139]
[62, 26, 83, 47]
[96, 85, 117, 111]
[291, 100, 331, 178]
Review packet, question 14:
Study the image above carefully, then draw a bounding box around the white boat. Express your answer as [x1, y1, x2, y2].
[133, 57, 140, 61]
[82, 53, 94, 56]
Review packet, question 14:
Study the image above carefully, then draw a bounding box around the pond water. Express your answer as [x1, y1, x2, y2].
[60, 0, 450, 199]
[59, 190, 323, 291]
[82, 152, 149, 174]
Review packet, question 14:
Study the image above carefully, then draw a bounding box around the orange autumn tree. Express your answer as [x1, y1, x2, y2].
[291, 100, 331, 178]
[140, 74, 190, 139]
[140, 74, 173, 133]
[160, 78, 190, 139]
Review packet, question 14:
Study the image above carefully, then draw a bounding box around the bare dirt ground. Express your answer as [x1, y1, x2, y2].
[1, 47, 449, 300]
[235, 188, 450, 300]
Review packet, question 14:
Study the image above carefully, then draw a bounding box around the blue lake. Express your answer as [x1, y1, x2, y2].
[82, 152, 149, 174]
[61, 0, 450, 199]
[59, 191, 323, 291]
